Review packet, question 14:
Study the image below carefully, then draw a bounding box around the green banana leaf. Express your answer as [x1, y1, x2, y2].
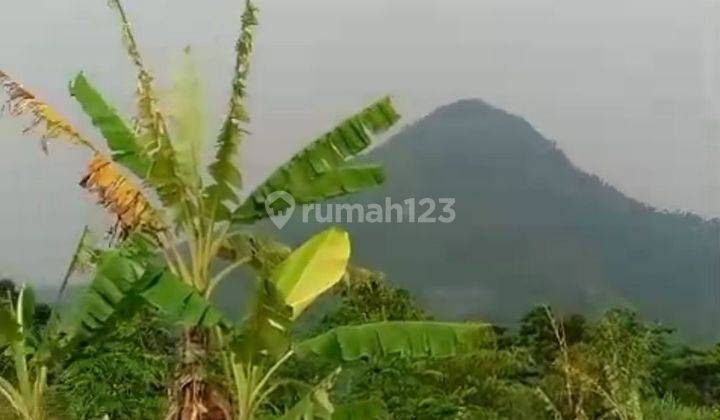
[0, 308, 20, 347]
[69, 72, 150, 177]
[271, 228, 350, 318]
[68, 232, 227, 338]
[68, 248, 152, 337]
[290, 164, 385, 204]
[18, 285, 35, 328]
[331, 400, 388, 420]
[205, 0, 259, 207]
[233, 97, 399, 223]
[140, 270, 226, 328]
[296, 322, 495, 362]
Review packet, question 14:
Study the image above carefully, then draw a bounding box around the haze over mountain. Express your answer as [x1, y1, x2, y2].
[277, 99, 720, 344]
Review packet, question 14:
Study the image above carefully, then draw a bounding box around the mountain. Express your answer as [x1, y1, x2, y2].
[276, 99, 720, 344]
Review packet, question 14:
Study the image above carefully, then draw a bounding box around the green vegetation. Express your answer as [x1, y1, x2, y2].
[0, 1, 716, 419]
[2, 271, 716, 419]
[0, 2, 491, 418]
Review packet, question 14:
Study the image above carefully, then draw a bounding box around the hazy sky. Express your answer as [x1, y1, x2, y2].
[1, 0, 719, 285]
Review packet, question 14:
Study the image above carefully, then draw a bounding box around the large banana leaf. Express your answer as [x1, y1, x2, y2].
[67, 248, 152, 337]
[287, 164, 385, 204]
[205, 0, 259, 208]
[140, 270, 226, 328]
[271, 228, 350, 318]
[70, 251, 227, 339]
[69, 72, 150, 178]
[233, 97, 399, 223]
[296, 322, 495, 362]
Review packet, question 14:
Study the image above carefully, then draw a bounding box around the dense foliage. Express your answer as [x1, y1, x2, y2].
[269, 271, 720, 419]
[2, 266, 720, 419]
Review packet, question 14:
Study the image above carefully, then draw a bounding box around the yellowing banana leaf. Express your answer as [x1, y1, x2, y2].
[233, 97, 399, 223]
[0, 70, 94, 152]
[271, 228, 350, 318]
[70, 72, 151, 178]
[296, 322, 495, 362]
[80, 154, 164, 237]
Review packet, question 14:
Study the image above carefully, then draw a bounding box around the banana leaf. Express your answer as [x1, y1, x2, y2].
[296, 322, 495, 362]
[271, 228, 350, 318]
[69, 72, 150, 178]
[233, 97, 399, 223]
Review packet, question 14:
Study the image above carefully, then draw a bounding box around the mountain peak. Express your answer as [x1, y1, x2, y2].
[429, 98, 518, 122]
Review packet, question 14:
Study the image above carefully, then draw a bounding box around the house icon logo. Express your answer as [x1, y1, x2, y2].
[265, 190, 296, 229]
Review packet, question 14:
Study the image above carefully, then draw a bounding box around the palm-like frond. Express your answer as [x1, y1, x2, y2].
[0, 70, 95, 153]
[80, 154, 165, 238]
[206, 0, 259, 208]
[234, 97, 399, 223]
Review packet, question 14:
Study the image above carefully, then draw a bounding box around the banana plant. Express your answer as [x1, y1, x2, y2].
[70, 227, 495, 420]
[2, 0, 399, 417]
[0, 286, 48, 420]
[0, 227, 96, 420]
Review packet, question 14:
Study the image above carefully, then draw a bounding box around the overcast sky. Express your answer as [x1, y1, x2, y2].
[1, 0, 719, 285]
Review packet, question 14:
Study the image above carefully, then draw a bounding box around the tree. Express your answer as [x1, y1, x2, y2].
[0, 2, 496, 418]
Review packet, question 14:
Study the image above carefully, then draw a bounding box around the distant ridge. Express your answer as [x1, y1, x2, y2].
[276, 99, 719, 343]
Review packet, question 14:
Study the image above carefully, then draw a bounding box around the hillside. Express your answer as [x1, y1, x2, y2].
[278, 99, 720, 343]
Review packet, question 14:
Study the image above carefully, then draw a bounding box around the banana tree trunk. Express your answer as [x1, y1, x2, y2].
[167, 327, 233, 420]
